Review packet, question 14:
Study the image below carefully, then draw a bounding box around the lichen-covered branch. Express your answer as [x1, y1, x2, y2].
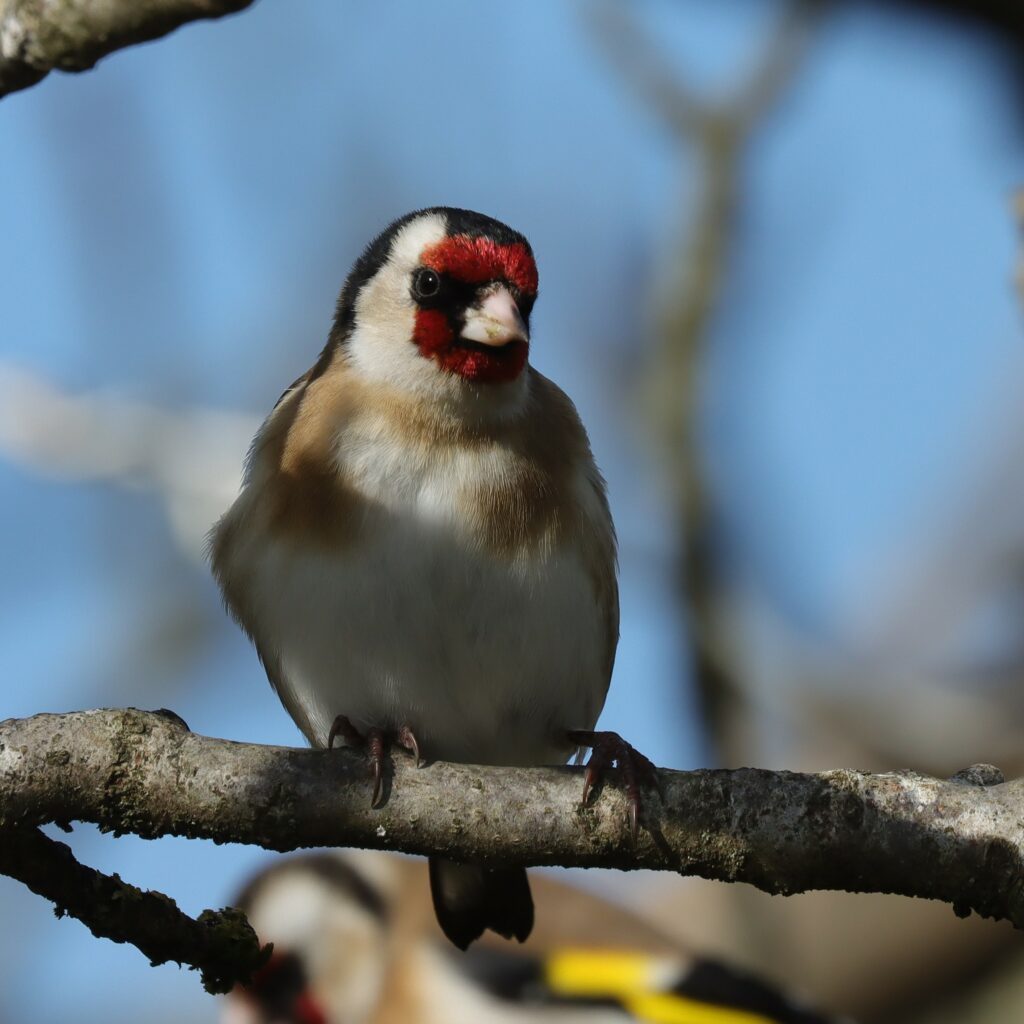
[0, 825, 268, 993]
[2, 708, 1024, 943]
[0, 0, 255, 98]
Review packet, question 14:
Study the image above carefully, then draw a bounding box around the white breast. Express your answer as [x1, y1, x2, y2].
[238, 426, 609, 766]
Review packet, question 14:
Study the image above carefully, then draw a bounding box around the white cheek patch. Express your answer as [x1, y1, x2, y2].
[348, 214, 448, 393]
[248, 873, 338, 951]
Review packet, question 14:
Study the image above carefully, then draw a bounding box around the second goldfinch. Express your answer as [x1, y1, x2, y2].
[224, 852, 849, 1024]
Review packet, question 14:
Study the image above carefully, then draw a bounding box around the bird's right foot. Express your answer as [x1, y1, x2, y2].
[568, 730, 660, 843]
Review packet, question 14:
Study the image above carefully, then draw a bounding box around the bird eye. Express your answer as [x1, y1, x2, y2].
[412, 268, 441, 299]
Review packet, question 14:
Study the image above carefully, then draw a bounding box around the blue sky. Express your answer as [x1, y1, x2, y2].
[0, 1, 1021, 1020]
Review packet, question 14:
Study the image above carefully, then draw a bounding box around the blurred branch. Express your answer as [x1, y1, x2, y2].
[3, 709, 1024, 965]
[590, 0, 820, 138]
[0, 824, 267, 993]
[589, 1, 826, 750]
[0, 362, 257, 560]
[0, 0, 255, 98]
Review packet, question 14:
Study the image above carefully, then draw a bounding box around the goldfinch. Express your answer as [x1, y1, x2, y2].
[222, 852, 848, 1024]
[209, 208, 655, 950]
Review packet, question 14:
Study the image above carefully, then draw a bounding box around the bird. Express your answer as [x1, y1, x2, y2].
[209, 207, 656, 950]
[221, 851, 850, 1024]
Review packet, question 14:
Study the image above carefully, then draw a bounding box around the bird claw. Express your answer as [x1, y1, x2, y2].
[367, 729, 386, 808]
[397, 724, 422, 768]
[328, 715, 423, 807]
[568, 730, 659, 844]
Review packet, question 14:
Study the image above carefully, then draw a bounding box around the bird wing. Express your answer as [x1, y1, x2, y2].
[208, 371, 329, 745]
[525, 368, 620, 694]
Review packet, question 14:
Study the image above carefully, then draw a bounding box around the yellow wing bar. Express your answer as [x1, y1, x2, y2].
[545, 949, 782, 1024]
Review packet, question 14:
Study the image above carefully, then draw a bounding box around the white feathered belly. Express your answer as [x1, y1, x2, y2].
[247, 518, 607, 766]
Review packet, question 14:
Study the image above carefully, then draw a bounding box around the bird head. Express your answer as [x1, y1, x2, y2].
[322, 208, 538, 409]
[222, 855, 392, 1024]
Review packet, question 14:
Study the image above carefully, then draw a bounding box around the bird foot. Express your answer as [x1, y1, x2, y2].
[567, 730, 660, 843]
[328, 715, 422, 808]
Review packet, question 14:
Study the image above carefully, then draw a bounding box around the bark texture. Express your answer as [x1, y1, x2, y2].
[0, 0, 255, 97]
[2, 709, 1023, 941]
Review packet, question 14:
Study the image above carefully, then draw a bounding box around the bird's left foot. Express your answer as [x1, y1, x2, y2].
[567, 730, 660, 843]
[328, 715, 422, 808]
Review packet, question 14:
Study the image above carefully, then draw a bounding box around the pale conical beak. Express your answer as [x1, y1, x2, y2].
[459, 287, 528, 347]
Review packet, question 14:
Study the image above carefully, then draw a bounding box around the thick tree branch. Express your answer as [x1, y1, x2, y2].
[2, 709, 1024, 948]
[0, 825, 267, 993]
[0, 0, 255, 98]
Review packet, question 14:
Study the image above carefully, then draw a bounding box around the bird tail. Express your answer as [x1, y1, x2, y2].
[428, 857, 534, 950]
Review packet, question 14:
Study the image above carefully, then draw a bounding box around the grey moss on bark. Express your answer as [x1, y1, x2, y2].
[2, 707, 1024, 990]
[0, 0, 255, 97]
